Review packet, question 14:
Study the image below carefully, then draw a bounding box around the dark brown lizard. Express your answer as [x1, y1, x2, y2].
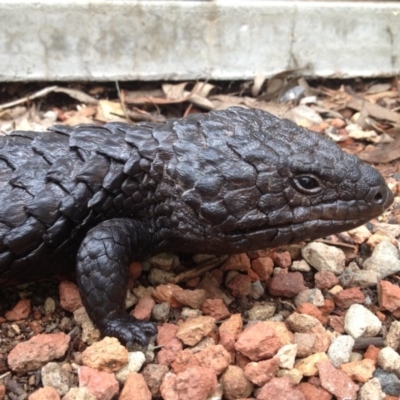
[0, 107, 393, 347]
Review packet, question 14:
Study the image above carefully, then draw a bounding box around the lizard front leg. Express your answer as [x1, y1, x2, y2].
[76, 218, 157, 347]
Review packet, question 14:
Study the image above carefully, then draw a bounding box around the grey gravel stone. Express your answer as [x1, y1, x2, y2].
[294, 288, 324, 308]
[148, 252, 179, 271]
[148, 267, 175, 285]
[344, 304, 382, 338]
[250, 280, 265, 299]
[301, 242, 345, 275]
[339, 268, 378, 289]
[363, 239, 400, 280]
[41, 362, 70, 396]
[44, 297, 56, 314]
[151, 302, 171, 322]
[374, 368, 400, 396]
[327, 335, 354, 367]
[247, 303, 276, 321]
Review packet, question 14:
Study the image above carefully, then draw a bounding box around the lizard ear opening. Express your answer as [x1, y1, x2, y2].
[291, 175, 322, 194]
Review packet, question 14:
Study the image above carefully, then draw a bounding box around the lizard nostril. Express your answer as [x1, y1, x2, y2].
[373, 191, 384, 205]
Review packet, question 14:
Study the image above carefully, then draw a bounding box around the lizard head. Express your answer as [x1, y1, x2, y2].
[161, 107, 393, 253]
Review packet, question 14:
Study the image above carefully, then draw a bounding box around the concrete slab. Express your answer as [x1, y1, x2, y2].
[0, 1, 399, 81]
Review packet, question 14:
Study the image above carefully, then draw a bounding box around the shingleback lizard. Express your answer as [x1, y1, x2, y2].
[0, 107, 393, 346]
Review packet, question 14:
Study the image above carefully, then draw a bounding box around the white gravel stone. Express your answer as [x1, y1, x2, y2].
[276, 343, 298, 369]
[378, 347, 400, 376]
[385, 321, 400, 350]
[291, 260, 311, 272]
[363, 239, 400, 280]
[294, 288, 325, 308]
[41, 362, 70, 396]
[116, 351, 146, 384]
[301, 242, 345, 275]
[358, 378, 385, 400]
[327, 335, 355, 367]
[63, 387, 97, 400]
[344, 304, 382, 339]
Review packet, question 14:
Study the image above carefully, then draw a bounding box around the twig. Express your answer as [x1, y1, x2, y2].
[0, 86, 58, 111]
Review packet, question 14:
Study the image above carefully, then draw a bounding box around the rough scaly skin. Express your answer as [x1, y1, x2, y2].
[0, 107, 393, 346]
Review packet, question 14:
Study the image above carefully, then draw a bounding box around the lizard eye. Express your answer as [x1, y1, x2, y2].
[292, 175, 321, 194]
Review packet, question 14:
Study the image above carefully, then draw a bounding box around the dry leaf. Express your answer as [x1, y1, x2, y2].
[347, 96, 400, 124]
[53, 87, 99, 104]
[358, 138, 400, 163]
[95, 100, 126, 122]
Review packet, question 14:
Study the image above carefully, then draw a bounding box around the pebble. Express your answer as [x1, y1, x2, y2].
[221, 365, 254, 400]
[148, 252, 179, 271]
[28, 387, 60, 400]
[295, 352, 329, 377]
[385, 321, 400, 350]
[41, 362, 70, 396]
[250, 280, 265, 299]
[314, 271, 339, 290]
[201, 298, 230, 321]
[5, 299, 31, 321]
[176, 316, 216, 346]
[347, 225, 372, 243]
[378, 280, 400, 317]
[73, 307, 101, 345]
[222, 253, 251, 271]
[294, 288, 324, 308]
[62, 387, 97, 400]
[234, 322, 282, 361]
[268, 272, 307, 298]
[256, 376, 306, 400]
[333, 287, 365, 309]
[344, 304, 382, 338]
[148, 268, 175, 286]
[276, 343, 297, 369]
[294, 333, 317, 358]
[276, 368, 303, 385]
[227, 274, 252, 297]
[132, 296, 155, 320]
[218, 314, 243, 353]
[377, 347, 400, 375]
[7, 332, 70, 372]
[142, 364, 169, 398]
[44, 297, 56, 314]
[297, 381, 331, 400]
[59, 281, 83, 312]
[81, 337, 128, 373]
[301, 242, 345, 275]
[119, 372, 152, 400]
[339, 268, 378, 289]
[247, 303, 276, 321]
[372, 222, 400, 238]
[327, 335, 354, 367]
[78, 366, 119, 400]
[374, 368, 400, 396]
[339, 359, 376, 383]
[172, 288, 208, 309]
[358, 377, 385, 400]
[291, 259, 311, 272]
[363, 239, 400, 280]
[244, 357, 280, 386]
[115, 352, 146, 384]
[317, 359, 359, 399]
[160, 367, 217, 400]
[251, 256, 274, 280]
[151, 302, 170, 322]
